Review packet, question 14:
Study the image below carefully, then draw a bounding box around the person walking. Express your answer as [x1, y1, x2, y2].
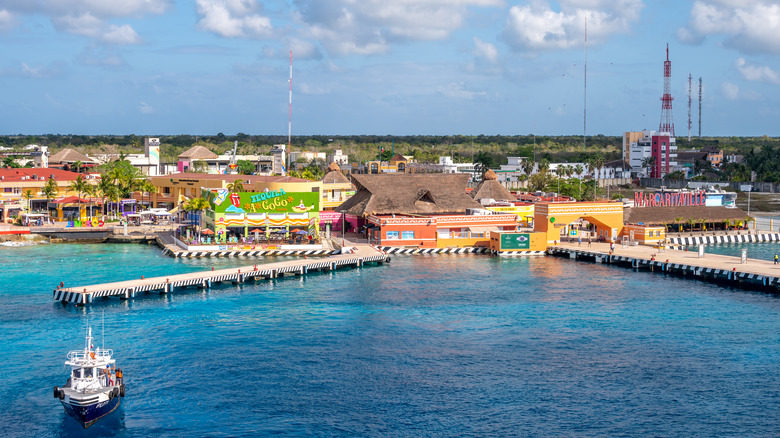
[774, 254, 778, 265]
[578, 235, 582, 246]
[587, 236, 591, 247]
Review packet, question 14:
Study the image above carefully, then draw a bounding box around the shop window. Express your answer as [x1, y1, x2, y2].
[386, 231, 399, 239]
[401, 230, 415, 240]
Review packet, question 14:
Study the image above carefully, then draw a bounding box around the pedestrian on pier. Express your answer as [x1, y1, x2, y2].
[578, 236, 582, 246]
[774, 254, 778, 265]
[587, 237, 591, 247]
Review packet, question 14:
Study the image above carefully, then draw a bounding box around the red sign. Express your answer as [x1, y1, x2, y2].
[634, 191, 705, 207]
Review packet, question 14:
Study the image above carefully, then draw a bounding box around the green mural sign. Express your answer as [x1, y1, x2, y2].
[207, 189, 320, 214]
[500, 233, 530, 250]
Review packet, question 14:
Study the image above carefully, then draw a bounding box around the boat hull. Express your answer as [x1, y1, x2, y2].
[61, 395, 120, 428]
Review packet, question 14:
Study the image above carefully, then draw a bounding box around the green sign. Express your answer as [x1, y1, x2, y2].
[207, 190, 320, 214]
[500, 233, 530, 250]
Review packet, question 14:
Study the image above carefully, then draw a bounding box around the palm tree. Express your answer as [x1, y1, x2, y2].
[687, 217, 696, 233]
[641, 156, 656, 177]
[42, 176, 59, 219]
[70, 174, 93, 221]
[538, 159, 550, 175]
[139, 180, 157, 209]
[574, 164, 584, 200]
[674, 217, 684, 233]
[593, 155, 606, 180]
[23, 190, 34, 215]
[226, 179, 245, 193]
[183, 197, 210, 233]
[73, 160, 83, 174]
[521, 160, 535, 189]
[95, 174, 117, 217]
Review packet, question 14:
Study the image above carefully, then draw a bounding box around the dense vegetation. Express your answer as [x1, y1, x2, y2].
[2, 134, 780, 181]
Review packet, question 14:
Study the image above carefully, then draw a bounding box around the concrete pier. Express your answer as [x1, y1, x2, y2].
[548, 241, 780, 293]
[53, 245, 388, 305]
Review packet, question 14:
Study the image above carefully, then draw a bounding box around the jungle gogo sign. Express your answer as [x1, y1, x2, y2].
[634, 191, 706, 208]
[208, 189, 320, 214]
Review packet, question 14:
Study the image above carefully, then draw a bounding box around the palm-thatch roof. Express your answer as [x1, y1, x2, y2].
[624, 206, 748, 225]
[49, 149, 93, 164]
[178, 145, 218, 160]
[321, 163, 351, 184]
[337, 173, 481, 217]
[471, 170, 514, 202]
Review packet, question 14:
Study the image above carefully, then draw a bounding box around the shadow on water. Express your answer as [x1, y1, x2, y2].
[57, 406, 125, 438]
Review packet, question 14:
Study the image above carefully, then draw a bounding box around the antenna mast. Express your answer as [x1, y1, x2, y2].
[287, 50, 293, 175]
[687, 74, 692, 141]
[698, 77, 702, 138]
[583, 16, 587, 150]
[658, 44, 675, 136]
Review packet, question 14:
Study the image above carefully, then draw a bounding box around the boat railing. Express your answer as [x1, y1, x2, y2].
[67, 349, 113, 362]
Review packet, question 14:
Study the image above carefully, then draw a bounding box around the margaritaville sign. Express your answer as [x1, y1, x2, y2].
[634, 191, 706, 207]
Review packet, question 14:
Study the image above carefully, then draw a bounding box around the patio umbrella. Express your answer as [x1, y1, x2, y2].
[250, 228, 263, 241]
[294, 230, 307, 235]
[201, 229, 215, 235]
[291, 228, 302, 233]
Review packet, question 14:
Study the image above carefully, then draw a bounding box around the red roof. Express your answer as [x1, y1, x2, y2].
[165, 173, 310, 183]
[0, 168, 83, 183]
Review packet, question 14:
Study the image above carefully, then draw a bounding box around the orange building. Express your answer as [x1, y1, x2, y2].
[534, 201, 625, 243]
[337, 173, 518, 248]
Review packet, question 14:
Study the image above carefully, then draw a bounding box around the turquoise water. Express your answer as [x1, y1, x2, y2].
[685, 240, 780, 262]
[2, 243, 780, 436]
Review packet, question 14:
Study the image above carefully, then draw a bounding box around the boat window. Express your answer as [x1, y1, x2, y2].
[84, 368, 93, 378]
[72, 369, 81, 378]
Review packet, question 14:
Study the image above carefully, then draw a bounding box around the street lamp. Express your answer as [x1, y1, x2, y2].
[747, 186, 752, 227]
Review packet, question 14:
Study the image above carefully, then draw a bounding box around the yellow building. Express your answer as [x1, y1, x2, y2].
[147, 173, 320, 210]
[320, 163, 355, 210]
[485, 203, 535, 226]
[534, 201, 625, 243]
[0, 168, 97, 222]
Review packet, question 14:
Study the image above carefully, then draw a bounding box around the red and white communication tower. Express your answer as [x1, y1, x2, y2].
[659, 44, 675, 136]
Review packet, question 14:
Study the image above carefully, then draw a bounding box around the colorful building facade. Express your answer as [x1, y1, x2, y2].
[366, 213, 518, 248]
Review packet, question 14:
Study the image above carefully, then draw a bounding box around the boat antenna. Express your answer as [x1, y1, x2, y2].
[102, 309, 105, 350]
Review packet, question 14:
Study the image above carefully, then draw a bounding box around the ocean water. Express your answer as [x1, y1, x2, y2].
[1, 243, 780, 436]
[685, 240, 780, 262]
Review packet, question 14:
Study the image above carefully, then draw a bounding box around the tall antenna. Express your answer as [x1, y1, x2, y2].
[583, 16, 587, 150]
[658, 44, 675, 136]
[698, 77, 702, 138]
[287, 50, 293, 174]
[687, 74, 692, 141]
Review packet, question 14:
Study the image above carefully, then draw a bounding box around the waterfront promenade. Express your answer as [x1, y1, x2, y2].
[550, 241, 780, 291]
[53, 244, 388, 305]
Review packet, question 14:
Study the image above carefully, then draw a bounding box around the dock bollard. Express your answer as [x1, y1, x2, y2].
[141, 275, 144, 279]
[212, 267, 215, 271]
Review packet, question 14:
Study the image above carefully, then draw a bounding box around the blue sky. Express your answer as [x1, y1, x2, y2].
[1, 0, 779, 136]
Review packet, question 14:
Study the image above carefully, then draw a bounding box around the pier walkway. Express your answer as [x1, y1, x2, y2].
[549, 241, 780, 292]
[53, 244, 388, 305]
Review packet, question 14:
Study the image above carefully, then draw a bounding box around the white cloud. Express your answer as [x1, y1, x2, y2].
[294, 0, 502, 56]
[502, 0, 644, 51]
[722, 81, 739, 99]
[679, 1, 780, 54]
[736, 58, 780, 84]
[437, 82, 486, 99]
[721, 81, 762, 100]
[53, 13, 143, 44]
[195, 0, 272, 38]
[473, 37, 498, 63]
[0, 9, 16, 33]
[2, 0, 170, 44]
[139, 102, 154, 114]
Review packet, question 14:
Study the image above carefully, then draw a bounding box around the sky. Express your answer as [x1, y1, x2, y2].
[1, 0, 779, 137]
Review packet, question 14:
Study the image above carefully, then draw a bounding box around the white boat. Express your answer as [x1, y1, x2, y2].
[53, 327, 125, 428]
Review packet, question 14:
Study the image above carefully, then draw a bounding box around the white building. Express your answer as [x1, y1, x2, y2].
[438, 156, 477, 174]
[290, 150, 326, 164]
[327, 149, 349, 166]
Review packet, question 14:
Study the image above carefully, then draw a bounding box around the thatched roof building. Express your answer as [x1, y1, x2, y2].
[178, 145, 218, 160]
[49, 149, 94, 165]
[321, 162, 351, 185]
[337, 173, 482, 217]
[470, 169, 514, 202]
[624, 206, 748, 225]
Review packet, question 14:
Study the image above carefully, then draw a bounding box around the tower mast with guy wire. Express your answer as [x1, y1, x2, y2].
[287, 50, 293, 175]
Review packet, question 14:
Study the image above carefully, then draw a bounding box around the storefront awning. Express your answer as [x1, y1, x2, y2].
[467, 226, 500, 233]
